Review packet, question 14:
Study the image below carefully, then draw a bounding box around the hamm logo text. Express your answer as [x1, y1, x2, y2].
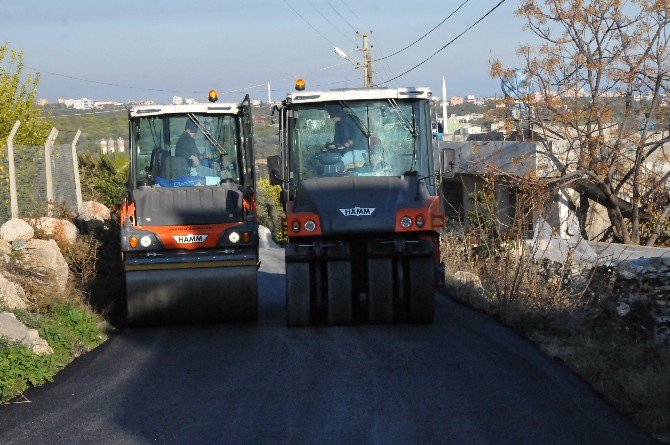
[173, 234, 208, 244]
[340, 207, 375, 216]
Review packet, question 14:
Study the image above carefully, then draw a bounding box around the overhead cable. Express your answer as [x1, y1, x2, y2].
[374, 0, 471, 62]
[327, 1, 358, 33]
[283, 0, 337, 47]
[380, 0, 507, 84]
[23, 65, 204, 94]
[308, 0, 355, 44]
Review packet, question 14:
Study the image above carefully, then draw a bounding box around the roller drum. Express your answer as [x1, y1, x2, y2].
[125, 265, 258, 326]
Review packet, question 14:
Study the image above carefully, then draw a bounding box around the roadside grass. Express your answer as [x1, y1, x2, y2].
[1, 232, 107, 404]
[441, 233, 670, 441]
[0, 303, 103, 403]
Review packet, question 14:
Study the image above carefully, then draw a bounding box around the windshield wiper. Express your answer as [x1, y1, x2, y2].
[387, 99, 417, 139]
[187, 113, 228, 155]
[339, 101, 371, 138]
[388, 98, 418, 172]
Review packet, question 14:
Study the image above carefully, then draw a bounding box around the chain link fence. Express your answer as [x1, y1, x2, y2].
[0, 122, 82, 224]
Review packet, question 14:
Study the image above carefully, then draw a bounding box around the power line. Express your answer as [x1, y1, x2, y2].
[369, 38, 394, 85]
[283, 0, 337, 47]
[327, 1, 357, 33]
[379, 0, 507, 85]
[20, 58, 350, 98]
[23, 65, 205, 95]
[373, 0, 471, 62]
[338, 0, 361, 22]
[308, 1, 356, 45]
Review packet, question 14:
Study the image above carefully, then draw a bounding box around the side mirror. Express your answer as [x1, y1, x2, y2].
[441, 148, 455, 178]
[267, 155, 283, 186]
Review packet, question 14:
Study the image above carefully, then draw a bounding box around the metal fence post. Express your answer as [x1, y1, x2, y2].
[6, 121, 20, 219]
[71, 129, 83, 214]
[44, 127, 58, 216]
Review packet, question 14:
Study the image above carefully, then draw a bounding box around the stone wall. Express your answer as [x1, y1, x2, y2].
[610, 257, 670, 345]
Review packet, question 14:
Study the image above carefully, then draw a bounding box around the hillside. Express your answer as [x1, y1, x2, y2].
[45, 105, 279, 164]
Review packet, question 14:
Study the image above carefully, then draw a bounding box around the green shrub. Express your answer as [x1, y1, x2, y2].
[256, 177, 286, 244]
[79, 151, 128, 208]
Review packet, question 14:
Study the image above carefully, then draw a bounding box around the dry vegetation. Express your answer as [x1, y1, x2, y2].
[441, 178, 670, 441]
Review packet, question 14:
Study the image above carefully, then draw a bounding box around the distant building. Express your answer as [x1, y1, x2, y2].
[100, 139, 108, 155]
[37, 98, 48, 106]
[94, 100, 122, 109]
[184, 98, 197, 105]
[61, 98, 94, 110]
[251, 99, 262, 107]
[450, 96, 464, 106]
[172, 96, 183, 105]
[117, 137, 125, 153]
[465, 95, 476, 103]
[459, 125, 483, 135]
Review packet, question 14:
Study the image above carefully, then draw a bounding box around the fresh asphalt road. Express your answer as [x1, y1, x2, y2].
[0, 249, 653, 444]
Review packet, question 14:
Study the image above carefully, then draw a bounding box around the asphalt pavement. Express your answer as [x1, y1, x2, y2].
[0, 248, 653, 444]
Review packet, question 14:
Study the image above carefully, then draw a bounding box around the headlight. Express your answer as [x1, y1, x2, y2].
[400, 216, 413, 228]
[140, 235, 152, 247]
[415, 214, 425, 228]
[304, 220, 316, 232]
[229, 232, 240, 243]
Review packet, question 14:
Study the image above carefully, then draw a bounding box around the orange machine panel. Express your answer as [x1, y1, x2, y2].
[395, 196, 444, 232]
[141, 222, 244, 250]
[286, 202, 323, 237]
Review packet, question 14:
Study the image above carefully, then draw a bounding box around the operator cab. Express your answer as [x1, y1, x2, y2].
[129, 104, 248, 189]
[270, 86, 436, 197]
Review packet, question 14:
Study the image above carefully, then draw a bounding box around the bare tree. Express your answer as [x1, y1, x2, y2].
[491, 0, 670, 245]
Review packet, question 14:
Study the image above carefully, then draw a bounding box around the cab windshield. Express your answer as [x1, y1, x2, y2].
[287, 99, 432, 184]
[131, 113, 240, 188]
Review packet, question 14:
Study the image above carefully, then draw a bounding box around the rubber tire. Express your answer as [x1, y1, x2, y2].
[286, 262, 311, 326]
[367, 258, 394, 323]
[327, 261, 352, 325]
[408, 256, 435, 323]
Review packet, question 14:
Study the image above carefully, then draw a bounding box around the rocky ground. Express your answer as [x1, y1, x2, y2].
[0, 201, 110, 402]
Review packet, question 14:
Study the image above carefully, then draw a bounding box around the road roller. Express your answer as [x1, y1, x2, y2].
[121, 92, 259, 325]
[268, 80, 447, 326]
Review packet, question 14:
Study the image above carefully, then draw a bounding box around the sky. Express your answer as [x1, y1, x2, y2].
[0, 0, 534, 103]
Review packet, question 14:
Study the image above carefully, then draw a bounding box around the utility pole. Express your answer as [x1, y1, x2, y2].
[356, 31, 373, 87]
[442, 76, 448, 137]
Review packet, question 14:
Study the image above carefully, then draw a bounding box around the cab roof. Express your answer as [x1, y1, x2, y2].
[285, 87, 432, 105]
[129, 103, 240, 118]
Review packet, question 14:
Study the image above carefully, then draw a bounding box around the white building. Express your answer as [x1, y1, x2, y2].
[172, 96, 184, 105]
[61, 98, 94, 110]
[184, 98, 197, 105]
[94, 100, 123, 108]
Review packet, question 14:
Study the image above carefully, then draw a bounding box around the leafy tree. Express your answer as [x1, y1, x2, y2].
[491, 0, 670, 245]
[0, 42, 52, 146]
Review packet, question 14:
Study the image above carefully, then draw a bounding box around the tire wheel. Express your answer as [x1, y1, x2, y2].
[286, 262, 311, 326]
[367, 259, 394, 323]
[409, 256, 435, 323]
[327, 261, 352, 325]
